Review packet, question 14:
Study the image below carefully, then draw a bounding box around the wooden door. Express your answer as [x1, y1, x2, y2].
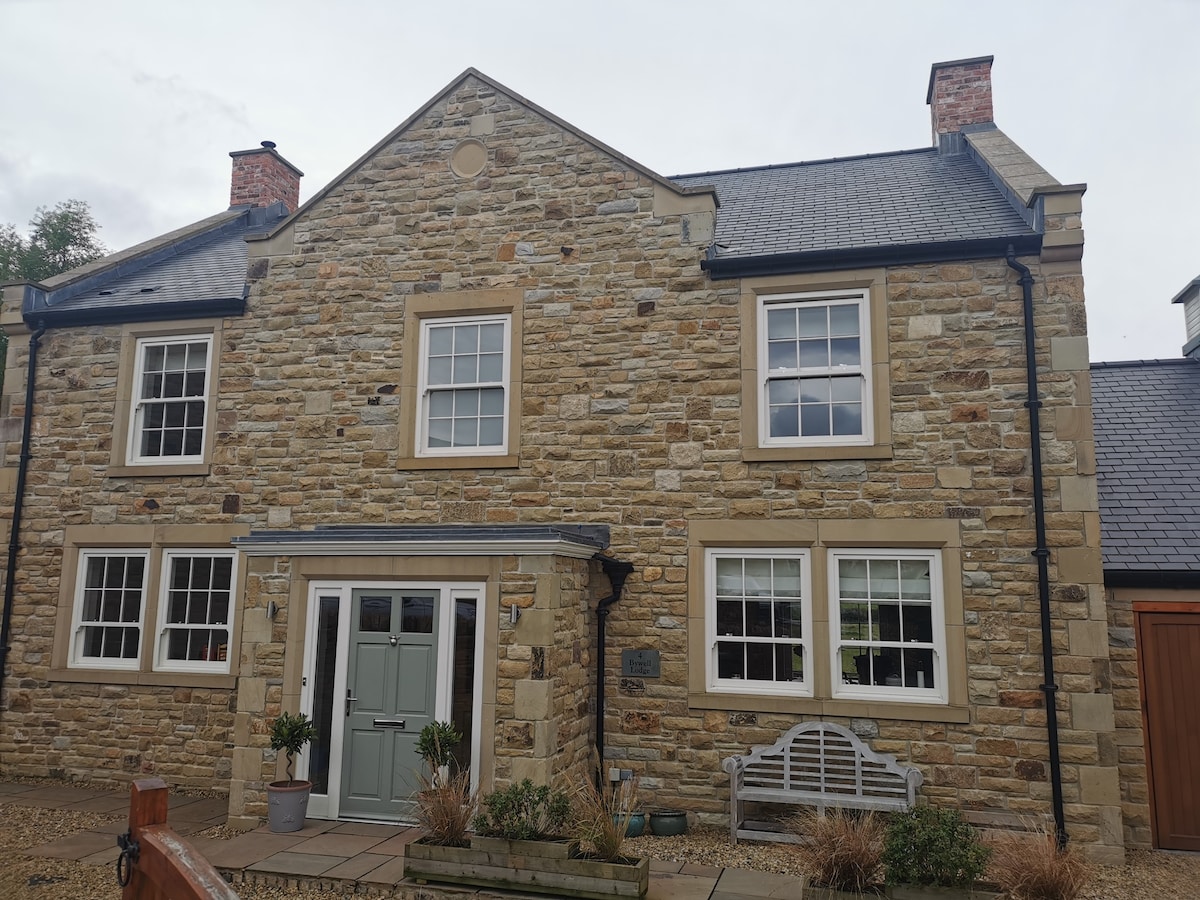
[1137, 609, 1200, 851]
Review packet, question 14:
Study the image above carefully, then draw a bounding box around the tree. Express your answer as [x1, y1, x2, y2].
[0, 199, 107, 394]
[0, 200, 106, 284]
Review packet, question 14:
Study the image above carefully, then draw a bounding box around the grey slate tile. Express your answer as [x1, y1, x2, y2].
[1092, 358, 1200, 573]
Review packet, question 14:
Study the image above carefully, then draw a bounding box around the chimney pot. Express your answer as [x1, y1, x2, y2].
[927, 55, 995, 144]
[229, 142, 303, 212]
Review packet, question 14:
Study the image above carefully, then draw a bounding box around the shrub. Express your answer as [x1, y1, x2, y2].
[883, 806, 990, 887]
[474, 779, 572, 841]
[788, 808, 886, 893]
[415, 768, 478, 847]
[573, 776, 639, 861]
[989, 824, 1090, 900]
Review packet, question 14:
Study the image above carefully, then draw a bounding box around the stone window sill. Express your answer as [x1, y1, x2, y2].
[49, 667, 235, 690]
[688, 691, 970, 724]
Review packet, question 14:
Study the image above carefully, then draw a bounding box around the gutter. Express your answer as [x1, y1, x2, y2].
[593, 555, 635, 770]
[1006, 248, 1068, 849]
[0, 322, 46, 709]
[703, 235, 1042, 280]
[1104, 570, 1200, 590]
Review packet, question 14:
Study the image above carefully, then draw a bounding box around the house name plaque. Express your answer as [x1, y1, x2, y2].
[621, 649, 661, 678]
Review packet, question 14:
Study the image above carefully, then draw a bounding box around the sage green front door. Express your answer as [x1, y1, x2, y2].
[340, 588, 439, 819]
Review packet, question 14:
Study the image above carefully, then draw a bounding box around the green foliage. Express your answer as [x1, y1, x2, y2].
[269, 711, 317, 784]
[473, 779, 572, 841]
[416, 721, 462, 776]
[0, 200, 106, 395]
[883, 806, 991, 888]
[0, 200, 106, 284]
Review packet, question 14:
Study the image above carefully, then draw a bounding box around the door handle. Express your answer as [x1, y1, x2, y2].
[345, 688, 358, 717]
[373, 718, 406, 729]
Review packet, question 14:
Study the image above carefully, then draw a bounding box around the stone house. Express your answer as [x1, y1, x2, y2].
[0, 56, 1127, 860]
[1092, 278, 1200, 852]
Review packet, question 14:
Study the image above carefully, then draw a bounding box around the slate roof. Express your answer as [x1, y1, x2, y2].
[23, 203, 289, 327]
[1091, 357, 1200, 574]
[671, 147, 1036, 260]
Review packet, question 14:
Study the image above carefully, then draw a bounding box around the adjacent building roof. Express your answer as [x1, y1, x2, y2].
[21, 203, 289, 328]
[673, 144, 1039, 275]
[1092, 357, 1200, 581]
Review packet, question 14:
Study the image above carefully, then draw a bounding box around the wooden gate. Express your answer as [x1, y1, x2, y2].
[1136, 606, 1200, 851]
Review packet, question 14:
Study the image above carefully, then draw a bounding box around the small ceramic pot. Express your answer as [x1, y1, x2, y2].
[621, 811, 646, 837]
[649, 809, 688, 836]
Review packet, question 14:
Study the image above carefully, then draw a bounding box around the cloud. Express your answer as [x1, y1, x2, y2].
[129, 70, 252, 131]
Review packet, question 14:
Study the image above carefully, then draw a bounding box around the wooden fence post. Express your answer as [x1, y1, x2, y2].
[121, 777, 240, 900]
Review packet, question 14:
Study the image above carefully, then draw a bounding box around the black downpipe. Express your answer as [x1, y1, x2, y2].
[594, 556, 635, 772]
[1006, 248, 1068, 849]
[0, 323, 46, 708]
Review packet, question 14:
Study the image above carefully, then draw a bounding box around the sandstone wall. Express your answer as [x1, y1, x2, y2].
[0, 76, 1117, 855]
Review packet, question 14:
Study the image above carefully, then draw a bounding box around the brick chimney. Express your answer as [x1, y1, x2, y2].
[926, 56, 995, 143]
[229, 141, 303, 212]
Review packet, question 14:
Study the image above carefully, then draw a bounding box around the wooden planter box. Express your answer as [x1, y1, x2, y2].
[404, 835, 649, 899]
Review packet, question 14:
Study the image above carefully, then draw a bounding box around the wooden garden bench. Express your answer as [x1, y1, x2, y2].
[721, 721, 924, 844]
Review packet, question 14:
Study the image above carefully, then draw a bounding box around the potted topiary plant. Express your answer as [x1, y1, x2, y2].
[266, 710, 318, 833]
[416, 719, 462, 788]
[413, 720, 475, 848]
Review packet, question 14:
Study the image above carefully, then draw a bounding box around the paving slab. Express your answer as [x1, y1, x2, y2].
[291, 831, 389, 858]
[369, 827, 423, 856]
[330, 821, 405, 837]
[26, 829, 120, 860]
[64, 794, 132, 814]
[251, 818, 339, 837]
[646, 870, 717, 900]
[20, 786, 110, 804]
[650, 858, 686, 873]
[323, 851, 395, 880]
[359, 854, 409, 885]
[249, 850, 347, 877]
[78, 846, 121, 867]
[199, 832, 305, 868]
[712, 867, 806, 898]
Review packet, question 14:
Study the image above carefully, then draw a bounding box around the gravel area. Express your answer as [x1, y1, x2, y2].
[628, 826, 1200, 899]
[3, 792, 1199, 899]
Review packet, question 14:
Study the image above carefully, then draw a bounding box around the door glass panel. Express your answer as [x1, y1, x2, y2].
[401, 595, 434, 633]
[451, 597, 477, 773]
[310, 596, 339, 794]
[359, 596, 391, 632]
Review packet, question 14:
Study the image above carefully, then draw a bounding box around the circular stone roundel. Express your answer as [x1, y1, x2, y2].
[449, 139, 488, 178]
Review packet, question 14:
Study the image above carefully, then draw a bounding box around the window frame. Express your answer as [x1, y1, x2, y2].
[124, 332, 215, 467]
[756, 289, 873, 449]
[416, 313, 512, 458]
[69, 550, 151, 671]
[705, 548, 814, 697]
[153, 549, 239, 675]
[828, 548, 948, 704]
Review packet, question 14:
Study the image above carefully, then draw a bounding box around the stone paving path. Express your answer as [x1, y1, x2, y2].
[5, 780, 809, 898]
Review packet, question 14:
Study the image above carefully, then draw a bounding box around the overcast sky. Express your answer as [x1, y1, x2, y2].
[2, 0, 1196, 361]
